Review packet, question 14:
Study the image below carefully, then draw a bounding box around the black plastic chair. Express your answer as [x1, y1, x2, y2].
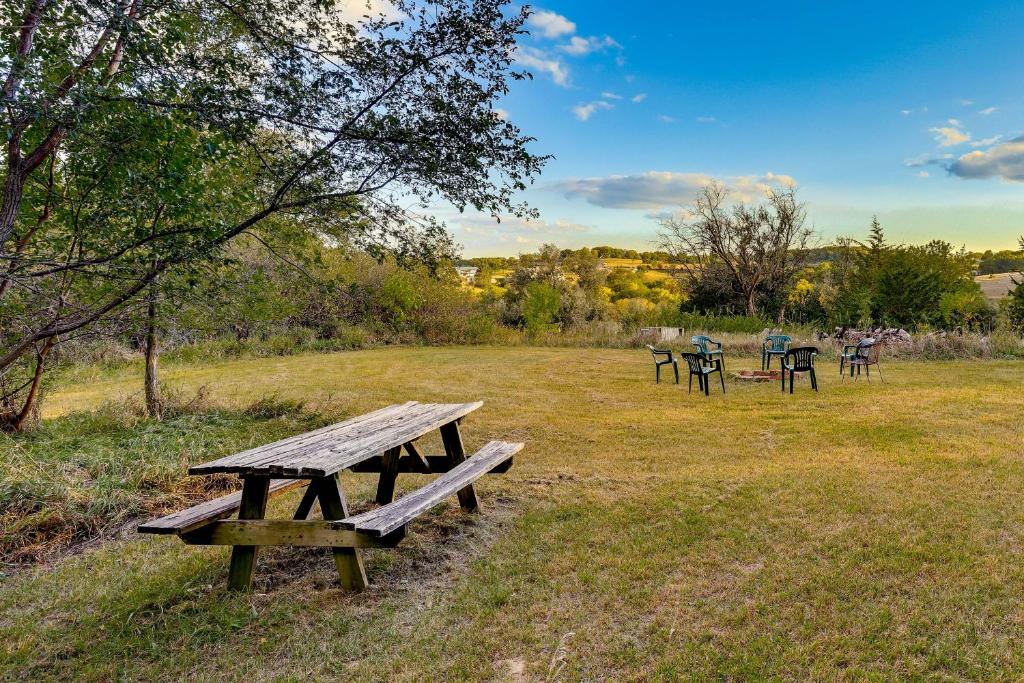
[681, 352, 725, 395]
[782, 346, 818, 393]
[646, 344, 679, 384]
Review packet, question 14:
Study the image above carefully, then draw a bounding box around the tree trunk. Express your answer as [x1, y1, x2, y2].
[745, 290, 758, 317]
[144, 281, 161, 420]
[0, 167, 26, 256]
[10, 337, 55, 432]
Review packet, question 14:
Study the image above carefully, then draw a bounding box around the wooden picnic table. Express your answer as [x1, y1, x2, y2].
[140, 401, 521, 591]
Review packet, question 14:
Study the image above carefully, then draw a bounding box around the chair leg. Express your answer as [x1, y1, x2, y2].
[877, 363, 884, 383]
[811, 368, 818, 391]
[866, 364, 870, 382]
[781, 368, 786, 393]
[790, 370, 795, 394]
[719, 367, 726, 393]
[688, 373, 693, 393]
[839, 358, 845, 376]
[673, 362, 680, 384]
[703, 374, 710, 396]
[655, 364, 660, 384]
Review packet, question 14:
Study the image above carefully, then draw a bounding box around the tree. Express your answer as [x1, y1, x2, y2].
[0, 0, 546, 428]
[1008, 236, 1024, 334]
[657, 183, 813, 317]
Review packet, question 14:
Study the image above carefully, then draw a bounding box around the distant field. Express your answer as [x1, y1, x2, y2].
[4, 348, 1024, 680]
[976, 272, 1018, 299]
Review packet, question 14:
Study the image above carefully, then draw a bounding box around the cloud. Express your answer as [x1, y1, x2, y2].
[601, 91, 622, 100]
[696, 116, 717, 123]
[559, 34, 620, 56]
[930, 119, 970, 147]
[549, 171, 798, 210]
[901, 109, 913, 116]
[904, 152, 953, 168]
[453, 214, 590, 238]
[957, 98, 974, 106]
[337, 0, 402, 23]
[514, 46, 570, 87]
[493, 108, 509, 121]
[948, 136, 1024, 182]
[917, 171, 930, 178]
[573, 100, 613, 121]
[979, 107, 998, 115]
[527, 9, 575, 38]
[970, 135, 1002, 148]
[657, 114, 676, 123]
[631, 93, 647, 103]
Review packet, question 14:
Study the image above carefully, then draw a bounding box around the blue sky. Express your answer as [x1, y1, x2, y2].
[438, 1, 1024, 256]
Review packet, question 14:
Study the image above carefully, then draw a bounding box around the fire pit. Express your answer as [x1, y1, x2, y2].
[734, 369, 783, 382]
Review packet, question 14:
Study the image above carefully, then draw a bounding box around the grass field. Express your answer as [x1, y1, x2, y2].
[3, 347, 1024, 680]
[976, 272, 1018, 300]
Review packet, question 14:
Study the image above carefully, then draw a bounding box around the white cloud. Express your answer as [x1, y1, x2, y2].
[930, 119, 970, 147]
[528, 9, 576, 38]
[337, 0, 402, 23]
[550, 171, 798, 210]
[957, 98, 974, 106]
[453, 214, 590, 237]
[631, 93, 647, 103]
[904, 152, 953, 168]
[514, 46, 570, 87]
[493, 108, 509, 121]
[970, 135, 1002, 148]
[657, 114, 676, 123]
[573, 100, 613, 121]
[696, 116, 717, 123]
[948, 136, 1024, 182]
[559, 34, 620, 56]
[601, 91, 622, 100]
[979, 107, 998, 115]
[901, 109, 913, 116]
[917, 171, 930, 178]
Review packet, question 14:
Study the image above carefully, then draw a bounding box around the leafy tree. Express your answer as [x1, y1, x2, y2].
[522, 282, 560, 334]
[0, 0, 546, 428]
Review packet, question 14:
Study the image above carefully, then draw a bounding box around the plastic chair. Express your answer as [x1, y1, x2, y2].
[847, 341, 883, 382]
[762, 334, 791, 371]
[646, 344, 679, 384]
[691, 335, 725, 373]
[782, 346, 818, 393]
[839, 337, 874, 376]
[681, 352, 725, 395]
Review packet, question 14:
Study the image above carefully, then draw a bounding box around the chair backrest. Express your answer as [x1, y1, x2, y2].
[681, 352, 707, 373]
[864, 342, 882, 363]
[691, 335, 715, 353]
[765, 334, 791, 352]
[647, 344, 671, 359]
[785, 346, 818, 370]
[858, 337, 875, 348]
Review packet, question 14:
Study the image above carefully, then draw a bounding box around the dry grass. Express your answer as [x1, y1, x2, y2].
[2, 347, 1024, 680]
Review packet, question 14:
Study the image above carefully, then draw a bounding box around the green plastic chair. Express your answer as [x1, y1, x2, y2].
[762, 334, 791, 371]
[691, 335, 725, 373]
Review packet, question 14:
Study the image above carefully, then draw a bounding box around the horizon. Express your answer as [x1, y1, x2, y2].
[429, 1, 1024, 257]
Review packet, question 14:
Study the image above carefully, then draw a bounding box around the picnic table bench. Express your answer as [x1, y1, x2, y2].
[139, 401, 521, 591]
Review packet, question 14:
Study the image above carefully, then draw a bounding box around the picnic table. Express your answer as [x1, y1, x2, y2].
[139, 401, 522, 591]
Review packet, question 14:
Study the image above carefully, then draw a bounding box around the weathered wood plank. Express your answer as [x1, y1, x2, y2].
[188, 402, 484, 478]
[375, 446, 402, 505]
[440, 420, 479, 512]
[314, 474, 369, 591]
[403, 441, 432, 474]
[227, 476, 270, 591]
[181, 520, 405, 548]
[138, 478, 306, 535]
[344, 440, 522, 537]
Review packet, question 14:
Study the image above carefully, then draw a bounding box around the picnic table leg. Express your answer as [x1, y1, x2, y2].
[315, 474, 369, 591]
[292, 482, 319, 520]
[227, 476, 270, 591]
[440, 420, 480, 512]
[375, 446, 403, 504]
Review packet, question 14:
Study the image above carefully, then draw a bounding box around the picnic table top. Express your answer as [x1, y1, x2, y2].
[189, 401, 483, 479]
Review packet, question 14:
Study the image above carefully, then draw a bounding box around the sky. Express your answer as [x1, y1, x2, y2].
[434, 1, 1024, 256]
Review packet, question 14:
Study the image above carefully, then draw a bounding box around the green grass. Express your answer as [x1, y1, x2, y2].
[2, 347, 1024, 680]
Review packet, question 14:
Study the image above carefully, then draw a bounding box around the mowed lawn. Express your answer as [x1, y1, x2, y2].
[4, 347, 1024, 680]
